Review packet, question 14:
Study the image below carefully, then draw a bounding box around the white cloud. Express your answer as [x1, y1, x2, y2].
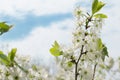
[0, 0, 76, 18]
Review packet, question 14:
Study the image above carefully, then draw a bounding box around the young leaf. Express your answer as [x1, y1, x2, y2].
[50, 41, 63, 56]
[0, 51, 10, 65]
[96, 1, 105, 13]
[92, 0, 98, 14]
[92, 0, 105, 14]
[94, 13, 107, 18]
[53, 41, 59, 48]
[0, 22, 12, 35]
[8, 48, 17, 62]
[32, 64, 38, 71]
[67, 61, 73, 67]
[97, 38, 103, 50]
[101, 44, 109, 61]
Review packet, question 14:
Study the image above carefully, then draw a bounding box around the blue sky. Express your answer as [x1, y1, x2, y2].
[0, 0, 120, 66]
[0, 13, 72, 40]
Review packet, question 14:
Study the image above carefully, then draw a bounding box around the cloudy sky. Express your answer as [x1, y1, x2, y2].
[0, 0, 120, 66]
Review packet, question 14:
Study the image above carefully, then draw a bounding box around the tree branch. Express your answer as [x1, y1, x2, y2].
[75, 45, 84, 80]
[75, 15, 92, 80]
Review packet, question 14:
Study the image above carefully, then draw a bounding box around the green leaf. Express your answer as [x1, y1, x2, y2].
[32, 64, 37, 71]
[8, 48, 17, 62]
[92, 0, 98, 14]
[97, 38, 103, 50]
[94, 13, 107, 18]
[99, 64, 106, 69]
[101, 44, 109, 61]
[67, 61, 73, 67]
[96, 1, 105, 13]
[0, 22, 12, 35]
[0, 51, 10, 65]
[50, 48, 63, 56]
[53, 41, 59, 48]
[92, 0, 105, 14]
[50, 41, 63, 56]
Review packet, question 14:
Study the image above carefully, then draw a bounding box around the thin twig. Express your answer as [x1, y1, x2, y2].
[77, 45, 84, 63]
[75, 63, 78, 80]
[92, 63, 97, 80]
[75, 45, 84, 80]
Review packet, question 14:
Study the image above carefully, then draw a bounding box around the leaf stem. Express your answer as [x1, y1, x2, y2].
[14, 61, 28, 73]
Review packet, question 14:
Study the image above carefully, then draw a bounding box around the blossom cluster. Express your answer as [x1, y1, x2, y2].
[0, 54, 50, 80]
[50, 0, 109, 80]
